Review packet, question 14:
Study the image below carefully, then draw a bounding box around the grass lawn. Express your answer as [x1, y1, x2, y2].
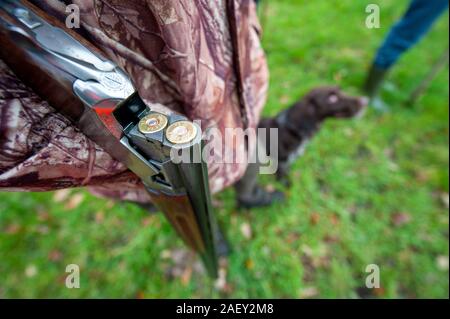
[0, 0, 448, 298]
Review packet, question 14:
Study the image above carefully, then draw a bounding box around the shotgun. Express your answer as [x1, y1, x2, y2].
[0, 0, 220, 277]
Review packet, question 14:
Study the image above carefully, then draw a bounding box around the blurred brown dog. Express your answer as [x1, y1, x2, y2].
[259, 86, 368, 186]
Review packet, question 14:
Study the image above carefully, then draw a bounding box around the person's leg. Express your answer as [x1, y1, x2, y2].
[234, 141, 284, 209]
[364, 0, 449, 98]
[235, 164, 285, 209]
[235, 162, 260, 200]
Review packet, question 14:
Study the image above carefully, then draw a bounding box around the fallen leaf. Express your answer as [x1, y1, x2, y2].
[310, 212, 320, 225]
[181, 266, 193, 286]
[64, 193, 85, 210]
[222, 283, 234, 295]
[240, 222, 252, 239]
[301, 244, 314, 257]
[4, 224, 20, 234]
[245, 259, 254, 270]
[330, 213, 340, 226]
[141, 216, 153, 227]
[136, 291, 145, 299]
[105, 200, 115, 209]
[37, 210, 50, 222]
[53, 189, 70, 203]
[193, 260, 206, 275]
[214, 266, 227, 291]
[299, 287, 319, 298]
[161, 250, 171, 259]
[95, 211, 105, 223]
[212, 198, 224, 209]
[415, 169, 432, 182]
[398, 249, 412, 262]
[387, 161, 399, 172]
[440, 193, 449, 209]
[301, 244, 330, 268]
[323, 235, 340, 244]
[279, 95, 290, 104]
[281, 82, 290, 89]
[301, 255, 316, 282]
[36, 225, 49, 234]
[391, 212, 412, 227]
[383, 148, 395, 159]
[163, 248, 202, 280]
[436, 255, 449, 271]
[25, 265, 37, 278]
[265, 184, 276, 193]
[333, 72, 343, 82]
[48, 250, 62, 262]
[373, 286, 386, 297]
[170, 249, 189, 264]
[219, 257, 229, 268]
[286, 232, 301, 244]
[343, 128, 354, 137]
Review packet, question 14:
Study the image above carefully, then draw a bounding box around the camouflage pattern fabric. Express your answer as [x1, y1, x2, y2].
[0, 0, 268, 203]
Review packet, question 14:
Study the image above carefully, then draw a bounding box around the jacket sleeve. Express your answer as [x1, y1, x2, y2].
[0, 0, 268, 202]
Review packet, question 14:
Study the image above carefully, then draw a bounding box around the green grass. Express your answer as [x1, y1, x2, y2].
[0, 0, 448, 298]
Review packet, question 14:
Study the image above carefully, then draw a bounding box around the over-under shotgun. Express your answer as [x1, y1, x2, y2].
[0, 0, 220, 277]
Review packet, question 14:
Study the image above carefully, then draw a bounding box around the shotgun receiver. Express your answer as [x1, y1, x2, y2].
[0, 0, 220, 277]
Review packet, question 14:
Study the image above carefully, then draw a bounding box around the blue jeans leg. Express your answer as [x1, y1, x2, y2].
[374, 0, 449, 69]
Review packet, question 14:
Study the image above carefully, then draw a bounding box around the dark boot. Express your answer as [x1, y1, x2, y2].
[363, 64, 389, 99]
[237, 185, 285, 209]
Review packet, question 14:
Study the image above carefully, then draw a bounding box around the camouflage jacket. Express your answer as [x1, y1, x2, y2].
[0, 0, 268, 203]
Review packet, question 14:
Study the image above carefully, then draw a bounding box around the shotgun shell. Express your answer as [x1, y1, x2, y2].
[138, 113, 168, 134]
[165, 121, 197, 144]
